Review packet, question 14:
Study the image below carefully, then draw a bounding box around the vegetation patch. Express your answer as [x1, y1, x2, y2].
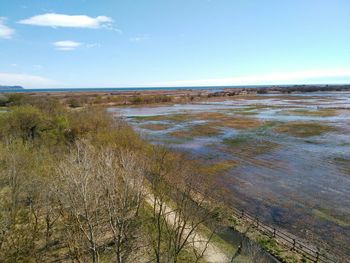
[139, 123, 171, 131]
[214, 117, 264, 130]
[332, 156, 350, 176]
[229, 105, 271, 114]
[169, 123, 222, 138]
[197, 224, 238, 257]
[280, 108, 338, 117]
[223, 135, 279, 157]
[132, 113, 192, 123]
[312, 209, 350, 227]
[223, 135, 250, 146]
[201, 160, 238, 175]
[273, 122, 335, 137]
[190, 111, 229, 120]
[253, 121, 280, 132]
[130, 94, 172, 104]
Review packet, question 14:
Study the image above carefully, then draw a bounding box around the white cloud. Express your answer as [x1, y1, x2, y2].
[18, 13, 114, 29]
[151, 69, 350, 87]
[0, 18, 14, 39]
[53, 40, 82, 51]
[0, 72, 55, 88]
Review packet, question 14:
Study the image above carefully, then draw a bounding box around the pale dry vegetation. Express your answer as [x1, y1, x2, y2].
[0, 94, 239, 263]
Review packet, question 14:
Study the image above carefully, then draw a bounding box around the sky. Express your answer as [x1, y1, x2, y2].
[0, 0, 350, 88]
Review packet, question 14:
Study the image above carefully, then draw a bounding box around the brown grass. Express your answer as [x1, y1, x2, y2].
[190, 112, 229, 120]
[169, 123, 222, 138]
[214, 117, 264, 129]
[201, 160, 238, 175]
[139, 123, 171, 131]
[133, 114, 191, 122]
[280, 108, 338, 117]
[273, 122, 335, 137]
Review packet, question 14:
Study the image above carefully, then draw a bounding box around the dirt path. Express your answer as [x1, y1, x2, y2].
[146, 195, 230, 263]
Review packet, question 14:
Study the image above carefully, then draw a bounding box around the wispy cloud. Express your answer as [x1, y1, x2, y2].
[129, 35, 149, 42]
[52, 41, 101, 51]
[53, 40, 82, 51]
[0, 72, 55, 88]
[18, 13, 114, 29]
[151, 69, 350, 87]
[86, 43, 101, 48]
[0, 17, 14, 39]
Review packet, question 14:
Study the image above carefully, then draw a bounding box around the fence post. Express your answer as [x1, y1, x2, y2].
[273, 228, 276, 238]
[315, 250, 319, 263]
[292, 239, 296, 251]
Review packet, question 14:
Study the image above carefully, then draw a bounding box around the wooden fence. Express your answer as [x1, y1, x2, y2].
[229, 207, 339, 263]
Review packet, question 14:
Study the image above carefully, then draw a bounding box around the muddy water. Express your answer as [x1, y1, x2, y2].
[109, 92, 350, 259]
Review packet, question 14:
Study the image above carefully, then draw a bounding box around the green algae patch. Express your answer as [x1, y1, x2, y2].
[312, 209, 350, 227]
[169, 123, 222, 138]
[252, 121, 281, 133]
[139, 123, 171, 131]
[227, 107, 260, 116]
[274, 122, 335, 137]
[223, 135, 250, 146]
[223, 135, 279, 157]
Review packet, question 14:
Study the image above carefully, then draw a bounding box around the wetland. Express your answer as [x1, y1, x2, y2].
[111, 91, 350, 258]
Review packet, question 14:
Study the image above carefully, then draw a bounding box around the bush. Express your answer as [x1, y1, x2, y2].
[0, 95, 9, 106]
[67, 98, 82, 108]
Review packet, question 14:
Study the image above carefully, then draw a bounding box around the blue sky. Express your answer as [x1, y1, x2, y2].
[0, 0, 350, 88]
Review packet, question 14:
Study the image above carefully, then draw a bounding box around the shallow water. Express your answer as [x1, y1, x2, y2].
[109, 92, 350, 259]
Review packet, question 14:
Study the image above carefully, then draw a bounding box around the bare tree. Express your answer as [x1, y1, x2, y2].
[56, 141, 146, 263]
[146, 146, 220, 263]
[98, 148, 145, 263]
[56, 141, 105, 263]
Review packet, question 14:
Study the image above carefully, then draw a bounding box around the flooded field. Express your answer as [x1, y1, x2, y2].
[110, 92, 350, 258]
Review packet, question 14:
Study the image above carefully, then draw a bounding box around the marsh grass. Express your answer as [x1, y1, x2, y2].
[133, 112, 229, 123]
[223, 135, 279, 157]
[139, 123, 171, 131]
[280, 108, 338, 117]
[312, 209, 350, 227]
[214, 117, 264, 130]
[133, 112, 268, 132]
[223, 135, 250, 146]
[253, 121, 280, 133]
[332, 156, 350, 175]
[201, 160, 238, 175]
[169, 123, 222, 138]
[273, 122, 335, 137]
[191, 112, 229, 120]
[132, 114, 192, 122]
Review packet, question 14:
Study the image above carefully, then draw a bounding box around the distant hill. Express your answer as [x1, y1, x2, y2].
[0, 85, 24, 91]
